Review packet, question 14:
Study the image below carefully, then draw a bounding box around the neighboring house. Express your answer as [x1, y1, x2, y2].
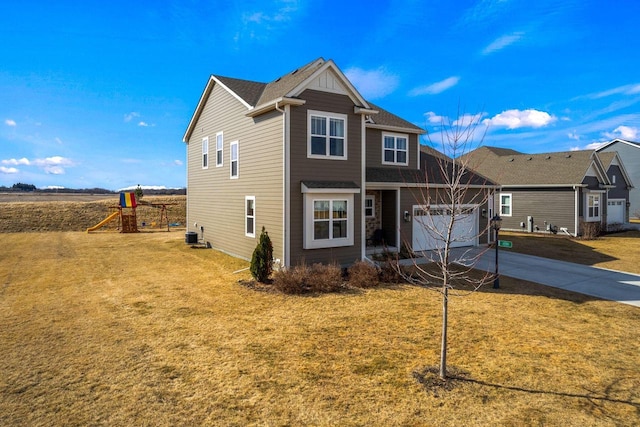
[597, 139, 640, 218]
[182, 58, 497, 267]
[463, 147, 633, 235]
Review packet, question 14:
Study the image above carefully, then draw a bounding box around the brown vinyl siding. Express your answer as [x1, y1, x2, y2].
[365, 128, 419, 169]
[186, 83, 284, 261]
[502, 188, 576, 234]
[288, 89, 362, 266]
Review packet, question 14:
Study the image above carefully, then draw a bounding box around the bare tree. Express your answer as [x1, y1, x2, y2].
[397, 110, 498, 381]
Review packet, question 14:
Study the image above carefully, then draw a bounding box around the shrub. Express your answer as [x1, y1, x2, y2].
[348, 261, 380, 288]
[250, 227, 273, 283]
[272, 265, 307, 294]
[379, 259, 404, 284]
[580, 221, 601, 240]
[306, 263, 343, 293]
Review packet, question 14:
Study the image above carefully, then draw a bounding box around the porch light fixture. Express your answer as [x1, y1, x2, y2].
[404, 210, 411, 222]
[490, 215, 502, 289]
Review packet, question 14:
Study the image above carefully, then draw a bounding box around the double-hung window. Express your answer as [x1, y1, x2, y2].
[382, 133, 408, 165]
[302, 188, 357, 249]
[308, 111, 347, 159]
[365, 195, 375, 218]
[216, 132, 223, 167]
[586, 193, 601, 221]
[500, 193, 512, 216]
[202, 137, 209, 169]
[230, 141, 239, 179]
[245, 196, 255, 237]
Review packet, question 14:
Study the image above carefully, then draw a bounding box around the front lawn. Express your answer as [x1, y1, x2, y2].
[1, 232, 639, 426]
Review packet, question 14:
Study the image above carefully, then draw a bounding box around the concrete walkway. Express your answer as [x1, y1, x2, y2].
[414, 247, 640, 308]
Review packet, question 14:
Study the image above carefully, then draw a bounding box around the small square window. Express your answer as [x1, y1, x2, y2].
[365, 196, 375, 218]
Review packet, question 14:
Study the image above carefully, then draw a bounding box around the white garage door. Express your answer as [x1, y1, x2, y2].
[607, 199, 625, 224]
[412, 206, 478, 251]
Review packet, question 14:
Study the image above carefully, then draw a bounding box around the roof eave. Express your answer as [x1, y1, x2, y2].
[365, 123, 426, 135]
[245, 97, 307, 117]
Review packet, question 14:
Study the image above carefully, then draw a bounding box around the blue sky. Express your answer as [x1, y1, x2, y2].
[2, 0, 639, 190]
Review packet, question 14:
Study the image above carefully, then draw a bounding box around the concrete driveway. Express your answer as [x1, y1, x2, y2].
[467, 248, 640, 307]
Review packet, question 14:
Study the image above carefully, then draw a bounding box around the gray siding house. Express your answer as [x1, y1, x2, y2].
[597, 139, 640, 218]
[463, 147, 633, 235]
[183, 58, 496, 267]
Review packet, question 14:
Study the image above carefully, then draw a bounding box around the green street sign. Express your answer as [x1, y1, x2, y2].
[498, 240, 513, 248]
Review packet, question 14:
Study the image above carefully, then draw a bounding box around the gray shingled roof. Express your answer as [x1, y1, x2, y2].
[214, 76, 266, 107]
[367, 150, 494, 186]
[463, 146, 600, 186]
[368, 102, 424, 133]
[211, 58, 423, 133]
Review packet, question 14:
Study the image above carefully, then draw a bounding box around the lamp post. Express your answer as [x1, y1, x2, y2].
[490, 215, 502, 289]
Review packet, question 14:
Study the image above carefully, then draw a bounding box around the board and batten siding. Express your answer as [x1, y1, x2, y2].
[288, 89, 363, 266]
[503, 188, 576, 234]
[186, 82, 284, 262]
[600, 142, 640, 218]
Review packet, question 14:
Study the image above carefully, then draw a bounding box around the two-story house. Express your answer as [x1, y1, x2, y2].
[182, 58, 496, 267]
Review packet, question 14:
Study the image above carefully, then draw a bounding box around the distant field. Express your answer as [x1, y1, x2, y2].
[0, 192, 118, 203]
[0, 194, 186, 233]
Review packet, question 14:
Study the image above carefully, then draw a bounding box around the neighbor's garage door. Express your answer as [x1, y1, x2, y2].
[607, 199, 625, 224]
[412, 206, 478, 251]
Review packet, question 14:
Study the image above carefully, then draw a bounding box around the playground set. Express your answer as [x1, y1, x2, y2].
[86, 192, 175, 233]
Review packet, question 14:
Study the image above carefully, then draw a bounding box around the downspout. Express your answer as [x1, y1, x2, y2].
[275, 101, 290, 268]
[361, 114, 366, 261]
[574, 185, 579, 237]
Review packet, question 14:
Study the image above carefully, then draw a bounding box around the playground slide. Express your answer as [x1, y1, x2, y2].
[86, 211, 119, 232]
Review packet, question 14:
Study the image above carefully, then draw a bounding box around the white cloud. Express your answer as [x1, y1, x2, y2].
[124, 112, 140, 122]
[55, 137, 63, 144]
[32, 156, 74, 167]
[483, 109, 557, 129]
[138, 121, 149, 127]
[5, 119, 16, 127]
[611, 125, 639, 140]
[0, 166, 19, 174]
[344, 66, 399, 99]
[44, 166, 65, 175]
[567, 131, 580, 141]
[482, 32, 524, 55]
[173, 159, 184, 166]
[2, 158, 31, 166]
[409, 76, 460, 96]
[585, 142, 606, 150]
[587, 84, 640, 99]
[453, 113, 486, 127]
[425, 112, 446, 125]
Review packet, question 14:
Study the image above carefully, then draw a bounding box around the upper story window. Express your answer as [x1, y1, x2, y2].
[216, 132, 223, 167]
[202, 137, 209, 169]
[500, 193, 512, 217]
[382, 133, 408, 165]
[230, 141, 239, 179]
[308, 110, 347, 160]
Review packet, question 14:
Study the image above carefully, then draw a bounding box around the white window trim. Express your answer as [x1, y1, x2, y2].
[381, 132, 409, 166]
[202, 137, 209, 169]
[216, 131, 223, 167]
[365, 195, 375, 218]
[303, 192, 355, 249]
[585, 192, 602, 222]
[230, 140, 239, 179]
[307, 110, 348, 160]
[500, 193, 512, 217]
[245, 196, 255, 238]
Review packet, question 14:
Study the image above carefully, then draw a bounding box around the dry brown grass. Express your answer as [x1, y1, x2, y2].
[0, 195, 186, 233]
[501, 230, 640, 274]
[1, 232, 639, 426]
